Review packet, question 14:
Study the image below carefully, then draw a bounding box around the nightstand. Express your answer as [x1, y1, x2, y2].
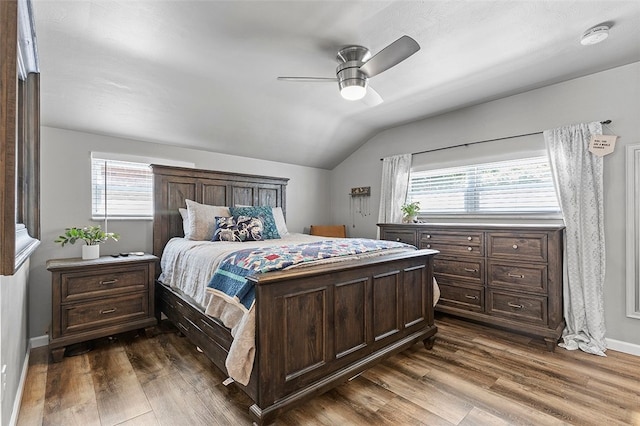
[46, 254, 158, 362]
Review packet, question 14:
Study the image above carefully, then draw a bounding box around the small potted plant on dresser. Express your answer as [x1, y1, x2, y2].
[401, 201, 421, 223]
[54, 225, 119, 259]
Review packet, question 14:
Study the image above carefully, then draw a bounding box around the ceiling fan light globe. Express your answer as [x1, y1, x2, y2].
[341, 85, 367, 101]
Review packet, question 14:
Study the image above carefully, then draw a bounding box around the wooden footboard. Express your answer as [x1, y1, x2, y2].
[156, 249, 437, 424]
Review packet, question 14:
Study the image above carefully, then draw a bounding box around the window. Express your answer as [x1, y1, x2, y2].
[408, 156, 560, 216]
[91, 157, 153, 220]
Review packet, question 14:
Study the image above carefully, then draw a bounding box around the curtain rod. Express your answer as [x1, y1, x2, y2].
[380, 120, 612, 160]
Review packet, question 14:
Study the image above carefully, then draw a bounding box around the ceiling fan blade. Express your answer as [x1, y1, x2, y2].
[362, 86, 383, 107]
[277, 77, 338, 82]
[359, 35, 420, 78]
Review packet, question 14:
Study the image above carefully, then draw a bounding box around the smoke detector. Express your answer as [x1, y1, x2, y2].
[581, 25, 610, 46]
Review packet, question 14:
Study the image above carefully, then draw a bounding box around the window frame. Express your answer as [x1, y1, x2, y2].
[407, 155, 562, 221]
[90, 152, 194, 221]
[1, 0, 40, 275]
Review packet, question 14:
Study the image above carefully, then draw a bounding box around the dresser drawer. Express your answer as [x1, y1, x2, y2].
[488, 261, 547, 293]
[488, 290, 547, 325]
[61, 265, 149, 303]
[61, 292, 150, 336]
[438, 284, 484, 312]
[421, 241, 483, 257]
[382, 230, 417, 246]
[487, 232, 547, 262]
[420, 231, 483, 246]
[434, 258, 484, 284]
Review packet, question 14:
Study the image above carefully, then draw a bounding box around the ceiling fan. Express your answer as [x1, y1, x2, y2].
[277, 35, 420, 106]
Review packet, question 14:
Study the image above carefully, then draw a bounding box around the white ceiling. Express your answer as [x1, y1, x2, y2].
[33, 1, 640, 169]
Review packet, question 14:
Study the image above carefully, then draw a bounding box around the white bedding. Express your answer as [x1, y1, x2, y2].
[158, 233, 439, 385]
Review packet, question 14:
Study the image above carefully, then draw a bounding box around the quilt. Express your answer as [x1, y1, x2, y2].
[207, 238, 413, 308]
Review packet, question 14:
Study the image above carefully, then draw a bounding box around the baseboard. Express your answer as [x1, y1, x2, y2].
[30, 335, 49, 349]
[606, 338, 640, 356]
[8, 343, 32, 426]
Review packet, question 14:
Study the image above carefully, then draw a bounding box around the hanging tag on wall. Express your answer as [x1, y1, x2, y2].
[589, 134, 618, 157]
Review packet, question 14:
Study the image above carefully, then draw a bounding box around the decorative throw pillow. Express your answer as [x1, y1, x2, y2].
[212, 216, 264, 242]
[185, 199, 230, 241]
[235, 215, 264, 241]
[236, 205, 288, 236]
[229, 206, 280, 239]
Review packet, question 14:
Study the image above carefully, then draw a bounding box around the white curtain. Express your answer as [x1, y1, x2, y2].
[378, 154, 412, 225]
[544, 122, 607, 356]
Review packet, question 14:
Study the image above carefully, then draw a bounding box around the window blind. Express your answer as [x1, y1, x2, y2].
[408, 156, 560, 215]
[91, 158, 153, 219]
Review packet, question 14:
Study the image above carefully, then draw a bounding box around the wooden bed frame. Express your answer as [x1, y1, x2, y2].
[152, 164, 438, 424]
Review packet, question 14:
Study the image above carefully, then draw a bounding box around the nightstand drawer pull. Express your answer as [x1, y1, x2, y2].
[464, 268, 478, 272]
[100, 279, 119, 286]
[507, 302, 524, 309]
[467, 236, 472, 241]
[396, 238, 401, 242]
[100, 308, 117, 315]
[465, 295, 478, 300]
[507, 273, 525, 279]
[467, 247, 473, 251]
[512, 244, 518, 249]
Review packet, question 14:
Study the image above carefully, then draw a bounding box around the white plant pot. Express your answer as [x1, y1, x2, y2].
[82, 245, 100, 260]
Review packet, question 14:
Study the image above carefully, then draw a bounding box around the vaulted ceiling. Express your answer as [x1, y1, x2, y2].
[34, 1, 640, 169]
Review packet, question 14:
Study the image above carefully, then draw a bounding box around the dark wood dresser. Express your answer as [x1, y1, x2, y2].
[379, 223, 564, 350]
[47, 254, 158, 362]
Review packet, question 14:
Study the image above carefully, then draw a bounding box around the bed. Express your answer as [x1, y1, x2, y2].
[152, 164, 438, 425]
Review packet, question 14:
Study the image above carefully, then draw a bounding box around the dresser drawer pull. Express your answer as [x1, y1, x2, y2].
[464, 268, 478, 272]
[507, 302, 524, 309]
[507, 273, 525, 279]
[512, 244, 518, 249]
[100, 308, 117, 315]
[467, 236, 472, 241]
[396, 238, 401, 242]
[425, 234, 431, 239]
[467, 247, 473, 251]
[464, 295, 478, 300]
[426, 244, 431, 249]
[100, 279, 119, 286]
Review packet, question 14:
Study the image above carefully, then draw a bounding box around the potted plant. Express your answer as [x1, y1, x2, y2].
[54, 226, 120, 260]
[401, 201, 421, 223]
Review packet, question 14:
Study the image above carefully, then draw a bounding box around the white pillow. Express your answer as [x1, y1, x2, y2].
[272, 206, 289, 236]
[185, 199, 230, 241]
[178, 208, 190, 239]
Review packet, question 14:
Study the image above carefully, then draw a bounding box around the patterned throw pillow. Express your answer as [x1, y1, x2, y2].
[229, 206, 280, 239]
[212, 216, 264, 242]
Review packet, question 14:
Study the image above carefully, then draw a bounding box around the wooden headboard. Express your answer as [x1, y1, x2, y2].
[152, 165, 289, 259]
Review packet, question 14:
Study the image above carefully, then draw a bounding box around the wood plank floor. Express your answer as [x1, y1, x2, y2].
[17, 315, 640, 426]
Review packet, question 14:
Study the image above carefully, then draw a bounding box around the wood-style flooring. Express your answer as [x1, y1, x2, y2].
[17, 315, 640, 425]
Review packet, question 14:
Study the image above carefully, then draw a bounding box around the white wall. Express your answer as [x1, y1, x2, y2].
[330, 62, 640, 346]
[0, 260, 30, 426]
[28, 127, 331, 338]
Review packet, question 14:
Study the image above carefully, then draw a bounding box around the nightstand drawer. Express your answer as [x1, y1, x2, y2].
[61, 292, 150, 335]
[488, 261, 547, 293]
[61, 265, 149, 302]
[487, 233, 547, 262]
[488, 290, 547, 325]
